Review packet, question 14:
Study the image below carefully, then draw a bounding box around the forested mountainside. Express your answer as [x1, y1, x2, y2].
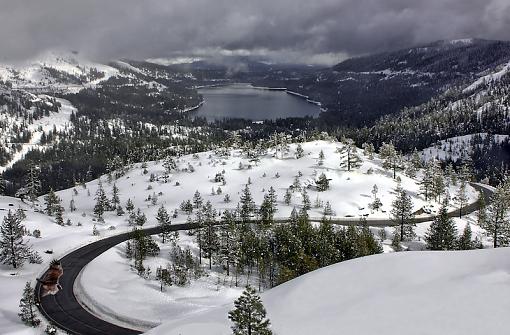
[343, 54, 510, 183]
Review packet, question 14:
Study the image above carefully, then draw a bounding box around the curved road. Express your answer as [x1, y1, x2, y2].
[36, 183, 493, 335]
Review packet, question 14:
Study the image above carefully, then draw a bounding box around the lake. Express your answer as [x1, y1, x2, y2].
[193, 84, 321, 121]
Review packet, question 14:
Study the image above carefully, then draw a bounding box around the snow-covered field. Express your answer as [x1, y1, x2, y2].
[0, 140, 482, 334]
[148, 246, 510, 335]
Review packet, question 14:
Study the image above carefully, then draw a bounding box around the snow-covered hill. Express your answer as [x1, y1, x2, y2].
[0, 139, 480, 334]
[148, 247, 510, 335]
[0, 51, 118, 90]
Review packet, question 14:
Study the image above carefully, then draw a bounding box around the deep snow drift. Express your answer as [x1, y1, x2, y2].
[148, 247, 510, 335]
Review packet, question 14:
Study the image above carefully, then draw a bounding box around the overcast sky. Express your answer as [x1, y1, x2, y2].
[1, 0, 509, 64]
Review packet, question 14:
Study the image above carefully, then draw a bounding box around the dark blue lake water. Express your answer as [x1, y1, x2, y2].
[194, 84, 321, 121]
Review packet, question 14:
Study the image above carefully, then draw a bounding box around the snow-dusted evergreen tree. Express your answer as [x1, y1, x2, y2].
[239, 184, 255, 222]
[369, 184, 383, 212]
[301, 189, 311, 211]
[126, 198, 135, 212]
[323, 201, 333, 216]
[94, 180, 110, 220]
[0, 210, 30, 268]
[193, 190, 203, 209]
[317, 149, 325, 166]
[54, 204, 64, 226]
[156, 205, 172, 243]
[483, 183, 510, 248]
[44, 188, 60, 216]
[111, 183, 120, 210]
[201, 201, 218, 270]
[217, 210, 240, 276]
[135, 208, 147, 226]
[18, 282, 40, 327]
[283, 188, 292, 205]
[362, 142, 375, 159]
[477, 193, 487, 227]
[163, 156, 177, 175]
[457, 223, 473, 250]
[25, 164, 41, 203]
[419, 162, 434, 201]
[430, 161, 446, 202]
[228, 285, 272, 335]
[315, 173, 330, 192]
[425, 198, 457, 250]
[380, 143, 402, 179]
[259, 194, 276, 226]
[295, 144, 304, 159]
[338, 139, 362, 172]
[455, 179, 468, 218]
[391, 188, 415, 241]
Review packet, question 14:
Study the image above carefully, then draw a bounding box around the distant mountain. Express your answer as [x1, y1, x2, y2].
[272, 39, 510, 128]
[333, 39, 510, 74]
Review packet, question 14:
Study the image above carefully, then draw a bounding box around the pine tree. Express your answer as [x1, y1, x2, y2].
[362, 142, 375, 159]
[315, 173, 330, 192]
[425, 199, 457, 250]
[240, 184, 255, 222]
[284, 188, 292, 205]
[391, 188, 415, 241]
[430, 161, 446, 202]
[419, 162, 434, 201]
[156, 205, 172, 243]
[111, 183, 120, 210]
[18, 282, 40, 327]
[228, 285, 272, 335]
[163, 156, 177, 175]
[369, 184, 382, 212]
[477, 193, 487, 227]
[317, 150, 325, 166]
[218, 210, 240, 276]
[193, 190, 203, 209]
[455, 179, 468, 218]
[135, 209, 147, 226]
[301, 189, 311, 211]
[380, 143, 402, 179]
[483, 184, 510, 248]
[201, 202, 218, 270]
[338, 139, 362, 172]
[126, 198, 135, 212]
[0, 210, 30, 269]
[457, 224, 473, 250]
[54, 204, 64, 226]
[94, 180, 110, 220]
[323, 201, 333, 216]
[44, 188, 60, 216]
[25, 164, 41, 203]
[295, 144, 304, 159]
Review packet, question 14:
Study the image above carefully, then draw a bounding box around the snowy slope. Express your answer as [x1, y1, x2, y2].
[0, 140, 481, 334]
[463, 61, 510, 93]
[420, 133, 509, 162]
[0, 50, 119, 89]
[148, 247, 510, 335]
[0, 96, 76, 172]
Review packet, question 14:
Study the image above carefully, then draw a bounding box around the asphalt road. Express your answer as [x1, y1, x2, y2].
[36, 182, 493, 335]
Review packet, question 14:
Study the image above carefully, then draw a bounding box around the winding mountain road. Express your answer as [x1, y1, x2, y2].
[36, 183, 493, 335]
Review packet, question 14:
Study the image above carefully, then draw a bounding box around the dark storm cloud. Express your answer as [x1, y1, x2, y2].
[1, 0, 509, 64]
